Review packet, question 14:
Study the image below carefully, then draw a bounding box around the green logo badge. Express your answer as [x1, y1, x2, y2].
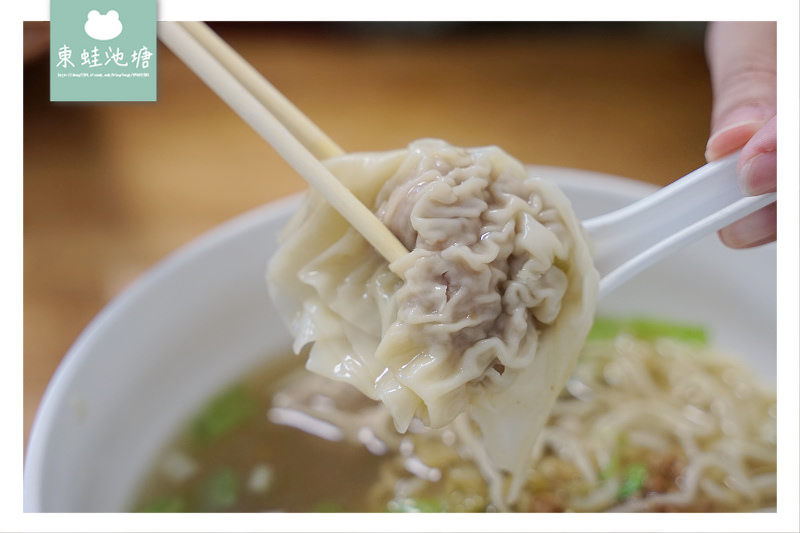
[50, 0, 157, 102]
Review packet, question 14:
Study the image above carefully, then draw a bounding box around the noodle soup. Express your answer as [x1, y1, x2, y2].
[133, 317, 776, 513]
[25, 166, 777, 514]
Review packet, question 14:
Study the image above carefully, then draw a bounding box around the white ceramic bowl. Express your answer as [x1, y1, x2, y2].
[23, 167, 776, 512]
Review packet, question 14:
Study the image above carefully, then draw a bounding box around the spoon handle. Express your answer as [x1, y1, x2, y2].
[583, 151, 777, 298]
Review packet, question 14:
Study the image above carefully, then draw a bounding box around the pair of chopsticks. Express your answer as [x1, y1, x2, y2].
[157, 22, 408, 266]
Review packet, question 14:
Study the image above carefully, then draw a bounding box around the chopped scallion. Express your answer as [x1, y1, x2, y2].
[190, 385, 257, 446]
[138, 495, 187, 513]
[312, 501, 345, 512]
[387, 497, 446, 512]
[588, 316, 708, 344]
[197, 468, 239, 511]
[617, 463, 648, 500]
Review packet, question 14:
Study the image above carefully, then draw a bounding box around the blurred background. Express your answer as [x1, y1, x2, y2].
[24, 21, 712, 450]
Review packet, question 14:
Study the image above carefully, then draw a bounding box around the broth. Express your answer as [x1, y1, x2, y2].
[132, 357, 387, 512]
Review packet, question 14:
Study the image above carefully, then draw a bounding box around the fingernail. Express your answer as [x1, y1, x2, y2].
[739, 152, 777, 195]
[718, 203, 777, 249]
[705, 120, 763, 161]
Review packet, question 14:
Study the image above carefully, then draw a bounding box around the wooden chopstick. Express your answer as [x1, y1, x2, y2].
[157, 22, 409, 267]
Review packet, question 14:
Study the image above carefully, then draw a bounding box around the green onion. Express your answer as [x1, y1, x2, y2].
[588, 316, 708, 345]
[190, 384, 257, 446]
[627, 318, 707, 344]
[138, 495, 187, 512]
[617, 463, 649, 500]
[197, 468, 239, 511]
[387, 497, 446, 512]
[586, 316, 624, 341]
[312, 501, 345, 512]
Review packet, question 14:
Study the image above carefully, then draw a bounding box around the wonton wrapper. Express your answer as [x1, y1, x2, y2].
[268, 139, 598, 499]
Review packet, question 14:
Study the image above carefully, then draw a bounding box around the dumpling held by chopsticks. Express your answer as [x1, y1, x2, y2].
[267, 138, 598, 502]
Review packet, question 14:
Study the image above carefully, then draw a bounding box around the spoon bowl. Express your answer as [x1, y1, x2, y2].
[582, 151, 777, 298]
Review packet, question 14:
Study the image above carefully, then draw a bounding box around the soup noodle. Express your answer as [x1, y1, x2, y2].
[132, 330, 776, 512]
[132, 141, 776, 513]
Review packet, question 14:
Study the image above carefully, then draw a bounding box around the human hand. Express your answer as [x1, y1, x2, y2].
[705, 21, 777, 248]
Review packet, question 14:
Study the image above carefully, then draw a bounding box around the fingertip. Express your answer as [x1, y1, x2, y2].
[738, 150, 777, 196]
[718, 203, 777, 249]
[705, 120, 762, 161]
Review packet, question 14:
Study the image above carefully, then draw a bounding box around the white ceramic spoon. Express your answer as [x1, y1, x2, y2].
[582, 151, 777, 298]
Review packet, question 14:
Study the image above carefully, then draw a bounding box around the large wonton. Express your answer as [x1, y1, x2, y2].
[267, 139, 598, 503]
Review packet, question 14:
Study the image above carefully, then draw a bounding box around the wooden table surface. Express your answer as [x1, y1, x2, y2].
[23, 22, 712, 449]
